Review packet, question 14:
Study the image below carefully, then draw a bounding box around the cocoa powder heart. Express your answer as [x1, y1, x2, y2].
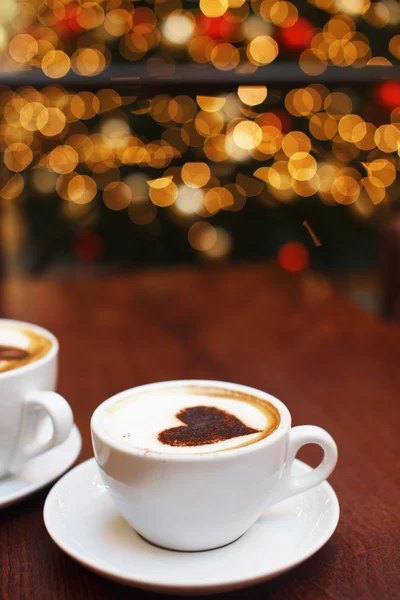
[158, 405, 260, 447]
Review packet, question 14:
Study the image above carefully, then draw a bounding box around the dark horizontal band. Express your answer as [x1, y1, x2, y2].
[1, 63, 399, 92]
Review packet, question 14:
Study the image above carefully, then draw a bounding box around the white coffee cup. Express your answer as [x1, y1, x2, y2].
[91, 380, 338, 551]
[0, 319, 73, 479]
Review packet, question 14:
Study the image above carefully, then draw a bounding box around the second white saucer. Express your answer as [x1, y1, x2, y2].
[44, 457, 339, 595]
[0, 425, 81, 510]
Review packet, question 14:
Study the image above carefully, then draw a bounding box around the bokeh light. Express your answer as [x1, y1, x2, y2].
[0, 0, 399, 258]
[278, 242, 309, 272]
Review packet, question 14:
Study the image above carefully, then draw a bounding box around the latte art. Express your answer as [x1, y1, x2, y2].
[158, 405, 260, 447]
[0, 327, 52, 373]
[104, 386, 280, 454]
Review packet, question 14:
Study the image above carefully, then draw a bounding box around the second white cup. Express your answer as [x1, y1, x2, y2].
[0, 319, 73, 479]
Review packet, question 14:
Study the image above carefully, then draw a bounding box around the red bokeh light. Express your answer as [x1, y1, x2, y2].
[278, 18, 313, 51]
[56, 5, 81, 37]
[278, 242, 309, 272]
[270, 109, 292, 133]
[375, 81, 400, 111]
[73, 232, 103, 262]
[198, 15, 234, 40]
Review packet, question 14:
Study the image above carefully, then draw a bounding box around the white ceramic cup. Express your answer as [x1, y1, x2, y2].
[91, 380, 338, 552]
[0, 319, 74, 479]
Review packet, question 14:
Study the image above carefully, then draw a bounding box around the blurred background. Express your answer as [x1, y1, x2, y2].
[0, 0, 400, 318]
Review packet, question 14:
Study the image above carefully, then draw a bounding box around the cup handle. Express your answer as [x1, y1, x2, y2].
[14, 391, 73, 465]
[271, 425, 338, 505]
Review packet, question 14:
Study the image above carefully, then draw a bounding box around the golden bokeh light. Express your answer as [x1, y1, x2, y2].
[268, 1, 299, 27]
[210, 43, 240, 71]
[2, 0, 400, 253]
[362, 177, 386, 204]
[163, 11, 195, 45]
[181, 163, 211, 188]
[9, 34, 38, 63]
[37, 107, 66, 136]
[288, 153, 317, 181]
[203, 133, 228, 162]
[257, 125, 282, 156]
[147, 176, 174, 190]
[71, 92, 100, 120]
[195, 111, 224, 138]
[196, 96, 226, 113]
[225, 131, 251, 161]
[19, 102, 46, 131]
[299, 49, 327, 76]
[203, 227, 232, 260]
[389, 34, 400, 59]
[4, 143, 33, 172]
[222, 184, 246, 212]
[367, 57, 392, 66]
[237, 86, 268, 106]
[169, 96, 197, 124]
[336, 0, 370, 15]
[31, 170, 58, 194]
[247, 36, 278, 65]
[363, 159, 396, 188]
[204, 187, 234, 214]
[104, 9, 133, 37]
[189, 36, 216, 64]
[325, 92, 353, 118]
[338, 115, 367, 143]
[174, 186, 204, 215]
[149, 180, 178, 207]
[293, 174, 320, 197]
[41, 50, 70, 79]
[309, 113, 337, 140]
[282, 132, 311, 157]
[0, 173, 24, 200]
[233, 121, 262, 150]
[76, 2, 105, 30]
[71, 48, 106, 77]
[199, 0, 228, 18]
[354, 122, 376, 150]
[331, 174, 361, 204]
[67, 134, 94, 162]
[103, 181, 132, 210]
[97, 89, 122, 114]
[257, 162, 293, 191]
[374, 124, 400, 153]
[49, 145, 79, 174]
[188, 222, 217, 251]
[60, 174, 97, 204]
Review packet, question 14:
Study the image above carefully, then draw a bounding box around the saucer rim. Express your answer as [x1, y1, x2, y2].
[0, 425, 82, 510]
[43, 457, 340, 594]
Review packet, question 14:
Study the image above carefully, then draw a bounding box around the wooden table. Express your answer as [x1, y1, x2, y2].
[1, 264, 399, 600]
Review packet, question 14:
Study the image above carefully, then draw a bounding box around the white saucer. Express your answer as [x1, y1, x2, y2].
[44, 457, 339, 595]
[0, 425, 81, 509]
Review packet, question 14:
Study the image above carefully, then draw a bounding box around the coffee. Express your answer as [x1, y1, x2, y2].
[0, 326, 52, 374]
[103, 386, 280, 454]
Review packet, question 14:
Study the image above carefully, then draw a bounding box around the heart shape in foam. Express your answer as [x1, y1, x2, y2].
[158, 405, 260, 447]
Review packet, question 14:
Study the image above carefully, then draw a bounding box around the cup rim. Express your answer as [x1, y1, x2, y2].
[0, 319, 58, 379]
[91, 379, 291, 462]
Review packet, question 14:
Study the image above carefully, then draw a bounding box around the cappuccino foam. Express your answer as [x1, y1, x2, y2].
[0, 326, 52, 373]
[103, 386, 280, 454]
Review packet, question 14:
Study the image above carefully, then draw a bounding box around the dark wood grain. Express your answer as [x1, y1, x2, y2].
[0, 263, 399, 600]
